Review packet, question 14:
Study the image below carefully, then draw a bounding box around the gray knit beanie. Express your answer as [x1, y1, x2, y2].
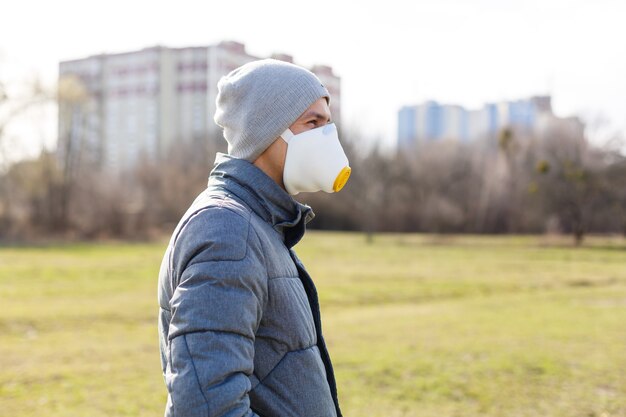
[213, 58, 331, 162]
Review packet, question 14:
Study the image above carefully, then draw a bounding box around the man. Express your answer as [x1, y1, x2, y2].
[157, 58, 350, 417]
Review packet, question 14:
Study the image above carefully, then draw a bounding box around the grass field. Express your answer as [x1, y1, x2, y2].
[1, 232, 625, 417]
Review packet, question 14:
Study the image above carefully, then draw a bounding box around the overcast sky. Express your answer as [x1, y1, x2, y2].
[1, 0, 625, 162]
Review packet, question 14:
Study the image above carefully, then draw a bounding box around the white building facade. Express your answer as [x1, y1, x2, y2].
[58, 41, 342, 173]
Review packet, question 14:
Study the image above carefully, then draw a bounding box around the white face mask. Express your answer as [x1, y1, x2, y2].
[280, 122, 351, 196]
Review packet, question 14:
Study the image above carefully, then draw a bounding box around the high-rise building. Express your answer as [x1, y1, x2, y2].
[397, 96, 576, 149]
[57, 41, 341, 174]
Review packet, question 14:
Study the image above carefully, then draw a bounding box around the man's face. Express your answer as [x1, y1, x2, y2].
[252, 97, 332, 190]
[276, 97, 332, 164]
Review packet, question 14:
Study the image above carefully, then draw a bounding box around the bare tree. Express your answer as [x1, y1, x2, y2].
[532, 125, 603, 245]
[0, 63, 55, 238]
[55, 74, 91, 231]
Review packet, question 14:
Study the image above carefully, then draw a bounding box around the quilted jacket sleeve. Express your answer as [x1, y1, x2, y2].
[165, 206, 267, 417]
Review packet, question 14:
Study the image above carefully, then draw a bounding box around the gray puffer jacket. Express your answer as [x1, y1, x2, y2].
[157, 152, 342, 417]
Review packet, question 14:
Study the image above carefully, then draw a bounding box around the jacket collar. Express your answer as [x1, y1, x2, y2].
[207, 152, 315, 248]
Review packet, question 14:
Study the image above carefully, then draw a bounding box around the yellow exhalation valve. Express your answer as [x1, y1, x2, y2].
[333, 166, 351, 192]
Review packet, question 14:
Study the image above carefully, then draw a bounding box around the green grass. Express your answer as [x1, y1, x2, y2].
[1, 232, 625, 417]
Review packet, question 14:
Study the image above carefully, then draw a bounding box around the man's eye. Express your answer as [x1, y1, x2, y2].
[308, 120, 317, 125]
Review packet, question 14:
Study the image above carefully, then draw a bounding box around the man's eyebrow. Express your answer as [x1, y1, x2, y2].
[302, 111, 331, 121]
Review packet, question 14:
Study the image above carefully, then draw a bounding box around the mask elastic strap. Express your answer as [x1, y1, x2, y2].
[280, 128, 294, 143]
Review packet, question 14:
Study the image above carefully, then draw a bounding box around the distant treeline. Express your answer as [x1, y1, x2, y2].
[1, 124, 625, 245]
